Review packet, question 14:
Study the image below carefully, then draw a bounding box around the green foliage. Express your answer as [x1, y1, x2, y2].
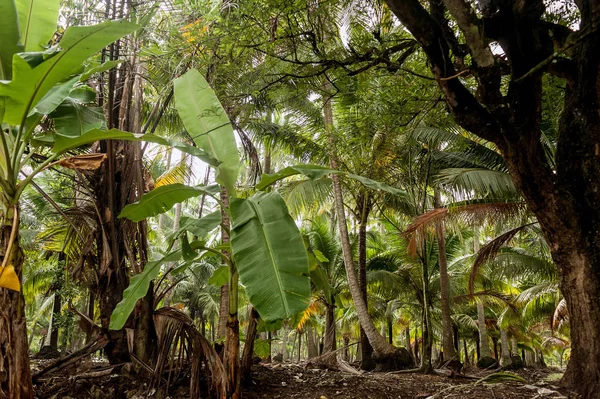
[174, 69, 239, 195]
[230, 191, 310, 321]
[109, 251, 181, 330]
[16, 0, 61, 52]
[0, 0, 21, 79]
[257, 164, 406, 196]
[0, 20, 138, 125]
[119, 184, 220, 222]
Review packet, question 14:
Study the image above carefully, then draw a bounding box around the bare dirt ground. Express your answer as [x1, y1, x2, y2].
[32, 359, 578, 399]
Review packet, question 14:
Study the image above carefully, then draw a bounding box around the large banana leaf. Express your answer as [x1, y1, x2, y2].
[119, 183, 220, 222]
[173, 69, 239, 195]
[0, 0, 22, 80]
[230, 191, 310, 321]
[16, 0, 60, 52]
[0, 20, 138, 125]
[256, 164, 406, 196]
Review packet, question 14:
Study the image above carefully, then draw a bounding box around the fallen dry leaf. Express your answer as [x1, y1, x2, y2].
[58, 154, 107, 170]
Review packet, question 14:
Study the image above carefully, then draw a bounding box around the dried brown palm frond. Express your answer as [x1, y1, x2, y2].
[468, 223, 536, 294]
[152, 307, 226, 398]
[404, 201, 527, 237]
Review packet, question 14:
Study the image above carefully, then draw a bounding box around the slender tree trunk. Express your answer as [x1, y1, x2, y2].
[223, 265, 240, 398]
[0, 206, 33, 398]
[307, 325, 318, 359]
[323, 87, 409, 370]
[404, 327, 412, 361]
[463, 340, 470, 366]
[217, 188, 230, 340]
[297, 330, 302, 362]
[477, 301, 492, 359]
[475, 228, 492, 361]
[420, 260, 434, 373]
[500, 329, 511, 367]
[434, 190, 458, 366]
[85, 289, 95, 343]
[323, 301, 336, 353]
[282, 323, 288, 361]
[241, 308, 259, 384]
[492, 337, 499, 360]
[357, 202, 375, 370]
[49, 292, 62, 351]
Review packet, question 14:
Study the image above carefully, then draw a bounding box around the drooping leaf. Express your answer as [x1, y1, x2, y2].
[109, 251, 181, 330]
[309, 266, 332, 304]
[230, 191, 310, 321]
[256, 165, 335, 190]
[50, 99, 105, 137]
[57, 153, 106, 170]
[208, 265, 229, 287]
[174, 69, 239, 194]
[31, 75, 79, 116]
[180, 234, 196, 261]
[80, 60, 123, 81]
[142, 134, 220, 167]
[175, 211, 222, 238]
[119, 184, 220, 222]
[0, 0, 22, 80]
[52, 128, 138, 153]
[0, 20, 138, 125]
[16, 0, 60, 52]
[256, 165, 406, 196]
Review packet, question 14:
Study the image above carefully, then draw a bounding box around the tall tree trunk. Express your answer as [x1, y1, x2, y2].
[307, 325, 318, 359]
[357, 203, 375, 370]
[223, 264, 240, 398]
[476, 301, 491, 359]
[474, 230, 491, 361]
[323, 86, 410, 371]
[404, 327, 412, 361]
[420, 260, 434, 373]
[0, 206, 33, 398]
[500, 329, 511, 367]
[217, 188, 230, 340]
[281, 323, 288, 361]
[385, 1, 600, 395]
[241, 308, 258, 384]
[323, 301, 336, 353]
[463, 340, 470, 366]
[49, 292, 62, 351]
[434, 189, 458, 367]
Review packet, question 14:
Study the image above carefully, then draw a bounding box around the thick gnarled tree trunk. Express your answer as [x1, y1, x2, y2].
[385, 0, 600, 395]
[0, 207, 33, 399]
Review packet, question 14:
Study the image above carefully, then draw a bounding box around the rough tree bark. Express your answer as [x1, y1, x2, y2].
[324, 88, 412, 371]
[384, 0, 600, 395]
[433, 189, 459, 369]
[0, 207, 33, 398]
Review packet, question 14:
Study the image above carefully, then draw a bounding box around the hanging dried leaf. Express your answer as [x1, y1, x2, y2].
[58, 154, 107, 170]
[0, 265, 20, 292]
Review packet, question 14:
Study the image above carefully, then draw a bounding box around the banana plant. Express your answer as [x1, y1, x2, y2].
[110, 68, 406, 397]
[0, 0, 145, 396]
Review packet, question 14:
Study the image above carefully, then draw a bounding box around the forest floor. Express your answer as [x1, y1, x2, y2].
[32, 359, 578, 399]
